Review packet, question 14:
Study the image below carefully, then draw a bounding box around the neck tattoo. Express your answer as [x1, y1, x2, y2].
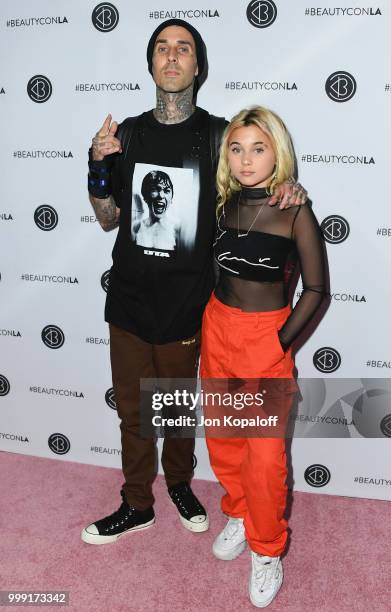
[153, 84, 195, 125]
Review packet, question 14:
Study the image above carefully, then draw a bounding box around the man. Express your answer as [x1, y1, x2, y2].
[83, 18, 306, 606]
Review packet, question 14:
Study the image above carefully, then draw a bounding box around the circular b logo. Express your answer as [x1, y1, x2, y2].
[320, 215, 349, 244]
[313, 347, 341, 373]
[48, 433, 70, 455]
[246, 0, 277, 28]
[380, 414, 391, 438]
[92, 3, 119, 32]
[325, 71, 356, 102]
[192, 453, 198, 470]
[27, 75, 52, 103]
[0, 374, 10, 396]
[41, 325, 65, 349]
[105, 387, 117, 409]
[304, 464, 331, 487]
[353, 390, 391, 438]
[101, 270, 111, 293]
[34, 205, 58, 231]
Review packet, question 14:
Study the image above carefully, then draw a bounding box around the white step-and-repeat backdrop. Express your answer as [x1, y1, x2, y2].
[1, 0, 390, 500]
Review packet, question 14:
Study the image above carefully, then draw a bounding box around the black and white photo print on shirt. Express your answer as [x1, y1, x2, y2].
[131, 163, 198, 253]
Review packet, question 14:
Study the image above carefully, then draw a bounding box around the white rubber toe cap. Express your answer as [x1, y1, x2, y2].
[180, 514, 209, 532]
[84, 523, 99, 535]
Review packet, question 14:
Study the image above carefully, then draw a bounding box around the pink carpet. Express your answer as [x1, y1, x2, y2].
[0, 451, 390, 612]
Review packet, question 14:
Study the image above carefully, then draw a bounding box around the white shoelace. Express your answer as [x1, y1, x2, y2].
[253, 555, 279, 592]
[223, 518, 243, 541]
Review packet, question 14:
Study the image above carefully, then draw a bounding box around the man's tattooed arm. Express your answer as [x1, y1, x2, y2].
[89, 194, 120, 232]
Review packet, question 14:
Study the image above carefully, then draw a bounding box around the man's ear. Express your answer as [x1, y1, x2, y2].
[195, 64, 199, 77]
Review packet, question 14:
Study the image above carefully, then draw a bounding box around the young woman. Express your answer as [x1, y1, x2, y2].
[200, 106, 327, 608]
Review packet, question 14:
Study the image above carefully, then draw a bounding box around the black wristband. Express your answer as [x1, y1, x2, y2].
[88, 148, 112, 198]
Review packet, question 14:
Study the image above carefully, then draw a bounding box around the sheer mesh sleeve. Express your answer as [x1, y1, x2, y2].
[278, 205, 328, 350]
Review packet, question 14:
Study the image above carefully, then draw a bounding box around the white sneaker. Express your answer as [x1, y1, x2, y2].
[212, 517, 246, 560]
[249, 552, 283, 608]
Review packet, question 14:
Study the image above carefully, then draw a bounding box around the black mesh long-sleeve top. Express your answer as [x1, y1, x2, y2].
[214, 187, 327, 351]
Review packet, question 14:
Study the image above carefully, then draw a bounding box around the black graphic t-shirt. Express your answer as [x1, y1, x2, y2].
[105, 108, 218, 344]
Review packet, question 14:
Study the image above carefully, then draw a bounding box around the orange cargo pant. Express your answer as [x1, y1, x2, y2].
[200, 293, 295, 557]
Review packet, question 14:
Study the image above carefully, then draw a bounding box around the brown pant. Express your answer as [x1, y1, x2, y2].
[109, 324, 200, 510]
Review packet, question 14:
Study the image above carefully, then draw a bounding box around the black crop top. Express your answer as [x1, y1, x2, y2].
[215, 225, 296, 283]
[214, 187, 328, 351]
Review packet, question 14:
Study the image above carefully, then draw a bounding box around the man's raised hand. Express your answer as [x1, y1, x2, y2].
[91, 114, 122, 161]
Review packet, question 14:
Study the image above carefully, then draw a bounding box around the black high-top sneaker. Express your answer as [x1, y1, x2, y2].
[168, 482, 209, 532]
[81, 490, 155, 545]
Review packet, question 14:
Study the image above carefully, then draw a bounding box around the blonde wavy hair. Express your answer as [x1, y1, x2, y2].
[216, 106, 295, 211]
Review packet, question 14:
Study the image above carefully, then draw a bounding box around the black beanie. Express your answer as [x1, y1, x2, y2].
[146, 19, 207, 88]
